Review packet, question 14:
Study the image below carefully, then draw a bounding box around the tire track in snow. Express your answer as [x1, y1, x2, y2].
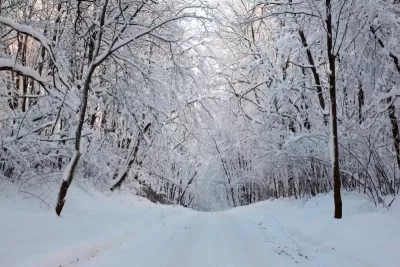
[222, 212, 296, 267]
[236, 211, 376, 267]
[35, 209, 185, 267]
[73, 210, 200, 267]
[162, 213, 208, 267]
[277, 223, 377, 267]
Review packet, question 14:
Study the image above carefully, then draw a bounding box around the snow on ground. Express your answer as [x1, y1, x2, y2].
[1, 185, 400, 267]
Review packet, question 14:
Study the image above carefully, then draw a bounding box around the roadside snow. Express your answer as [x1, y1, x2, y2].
[229, 192, 400, 267]
[1, 187, 399, 267]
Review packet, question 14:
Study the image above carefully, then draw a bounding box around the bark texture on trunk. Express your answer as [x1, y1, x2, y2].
[326, 0, 342, 219]
[55, 152, 81, 216]
[388, 102, 400, 170]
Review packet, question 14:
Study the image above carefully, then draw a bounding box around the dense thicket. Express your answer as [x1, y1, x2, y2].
[1, 0, 400, 215]
[210, 0, 400, 210]
[0, 0, 211, 213]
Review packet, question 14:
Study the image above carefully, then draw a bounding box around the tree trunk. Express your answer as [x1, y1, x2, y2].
[210, 134, 237, 207]
[370, 25, 400, 172]
[178, 171, 197, 205]
[55, 152, 81, 216]
[21, 35, 28, 112]
[55, 66, 95, 216]
[298, 29, 327, 125]
[326, 0, 342, 219]
[110, 123, 151, 191]
[358, 83, 364, 124]
[55, 0, 109, 216]
[388, 101, 400, 170]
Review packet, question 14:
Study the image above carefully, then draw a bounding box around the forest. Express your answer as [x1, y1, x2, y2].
[1, 0, 400, 219]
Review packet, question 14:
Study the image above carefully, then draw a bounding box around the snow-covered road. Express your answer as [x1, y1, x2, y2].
[2, 187, 400, 267]
[41, 209, 377, 267]
[70, 211, 295, 267]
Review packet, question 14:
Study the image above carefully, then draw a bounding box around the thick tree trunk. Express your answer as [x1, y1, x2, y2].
[55, 74, 93, 216]
[326, 0, 342, 219]
[55, 64, 95, 216]
[55, 152, 81, 216]
[388, 102, 400, 170]
[273, 177, 278, 198]
[55, 0, 109, 216]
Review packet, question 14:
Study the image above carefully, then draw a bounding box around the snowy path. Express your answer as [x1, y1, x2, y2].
[55, 211, 292, 267]
[2, 190, 399, 267]
[44, 210, 374, 267]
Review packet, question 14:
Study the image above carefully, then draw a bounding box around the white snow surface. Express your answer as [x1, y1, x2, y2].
[1, 186, 400, 267]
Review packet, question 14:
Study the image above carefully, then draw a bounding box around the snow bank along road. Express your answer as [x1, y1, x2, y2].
[1, 189, 399, 267]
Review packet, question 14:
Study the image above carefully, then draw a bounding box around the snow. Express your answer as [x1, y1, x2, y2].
[1, 0, 24, 10]
[0, 17, 70, 88]
[0, 16, 52, 53]
[94, 15, 188, 65]
[1, 186, 400, 267]
[0, 58, 49, 85]
[61, 152, 80, 182]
